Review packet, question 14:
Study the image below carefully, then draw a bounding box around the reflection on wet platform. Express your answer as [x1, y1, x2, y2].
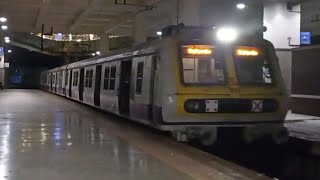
[0, 90, 192, 180]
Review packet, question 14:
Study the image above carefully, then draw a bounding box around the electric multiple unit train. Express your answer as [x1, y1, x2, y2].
[40, 25, 289, 145]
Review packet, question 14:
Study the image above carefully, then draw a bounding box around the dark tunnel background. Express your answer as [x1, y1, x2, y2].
[5, 45, 64, 89]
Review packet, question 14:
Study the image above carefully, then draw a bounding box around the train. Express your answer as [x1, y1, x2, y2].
[40, 25, 289, 146]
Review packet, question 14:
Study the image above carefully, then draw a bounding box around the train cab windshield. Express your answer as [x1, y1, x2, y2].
[180, 45, 225, 85]
[234, 46, 273, 85]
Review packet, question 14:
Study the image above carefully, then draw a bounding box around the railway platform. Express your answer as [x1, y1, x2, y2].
[285, 112, 320, 142]
[0, 89, 269, 180]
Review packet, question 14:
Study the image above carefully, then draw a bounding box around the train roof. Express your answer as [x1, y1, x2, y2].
[46, 65, 68, 73]
[66, 40, 161, 69]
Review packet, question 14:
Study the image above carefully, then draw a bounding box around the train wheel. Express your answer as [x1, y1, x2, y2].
[199, 131, 217, 146]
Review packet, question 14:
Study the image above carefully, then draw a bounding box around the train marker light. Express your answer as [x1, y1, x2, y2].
[216, 27, 238, 42]
[235, 47, 260, 56]
[187, 48, 212, 55]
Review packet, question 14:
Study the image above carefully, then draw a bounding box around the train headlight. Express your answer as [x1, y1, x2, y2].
[216, 27, 238, 43]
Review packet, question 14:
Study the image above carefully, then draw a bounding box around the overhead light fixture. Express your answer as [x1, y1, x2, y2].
[4, 37, 9, 40]
[216, 27, 238, 43]
[1, 25, 8, 30]
[76, 39, 81, 42]
[157, 31, 162, 36]
[89, 34, 94, 41]
[0, 17, 7, 23]
[236, 3, 246, 9]
[96, 51, 101, 55]
[5, 39, 10, 43]
[7, 50, 12, 53]
[92, 53, 96, 56]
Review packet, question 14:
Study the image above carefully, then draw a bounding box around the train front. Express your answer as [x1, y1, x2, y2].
[161, 26, 289, 145]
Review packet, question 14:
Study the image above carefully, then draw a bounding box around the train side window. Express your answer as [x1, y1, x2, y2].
[73, 71, 79, 86]
[73, 72, 76, 86]
[85, 70, 89, 87]
[109, 66, 116, 90]
[53, 74, 56, 84]
[59, 72, 63, 87]
[65, 72, 68, 86]
[89, 69, 93, 87]
[103, 67, 110, 90]
[57, 73, 59, 86]
[136, 62, 144, 94]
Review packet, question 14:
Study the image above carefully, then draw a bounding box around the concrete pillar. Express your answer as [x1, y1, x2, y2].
[99, 34, 110, 55]
[133, 12, 147, 45]
[0, 32, 5, 88]
[177, 0, 200, 26]
[245, 1, 264, 37]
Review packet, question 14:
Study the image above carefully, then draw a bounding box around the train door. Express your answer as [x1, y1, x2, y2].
[63, 70, 66, 95]
[69, 70, 73, 97]
[148, 56, 157, 120]
[54, 73, 57, 93]
[118, 60, 132, 115]
[94, 65, 102, 106]
[79, 68, 84, 101]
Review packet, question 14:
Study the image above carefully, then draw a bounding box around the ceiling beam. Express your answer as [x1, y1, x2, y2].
[69, 0, 104, 32]
[103, 12, 137, 34]
[34, 0, 51, 30]
[102, 0, 161, 34]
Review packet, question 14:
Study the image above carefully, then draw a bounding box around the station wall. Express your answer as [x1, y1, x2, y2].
[263, 2, 300, 49]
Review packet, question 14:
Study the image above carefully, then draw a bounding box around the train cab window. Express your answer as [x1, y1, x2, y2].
[109, 66, 116, 90]
[103, 67, 110, 90]
[181, 45, 225, 85]
[234, 46, 273, 85]
[182, 58, 225, 84]
[135, 62, 144, 94]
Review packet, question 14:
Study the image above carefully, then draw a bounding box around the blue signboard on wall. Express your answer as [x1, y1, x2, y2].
[0, 47, 3, 55]
[300, 32, 311, 45]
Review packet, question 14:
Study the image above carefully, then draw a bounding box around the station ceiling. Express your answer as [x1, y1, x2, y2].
[0, 0, 167, 35]
[0, 0, 318, 35]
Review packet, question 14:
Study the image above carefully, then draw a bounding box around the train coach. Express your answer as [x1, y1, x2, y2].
[40, 25, 289, 146]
